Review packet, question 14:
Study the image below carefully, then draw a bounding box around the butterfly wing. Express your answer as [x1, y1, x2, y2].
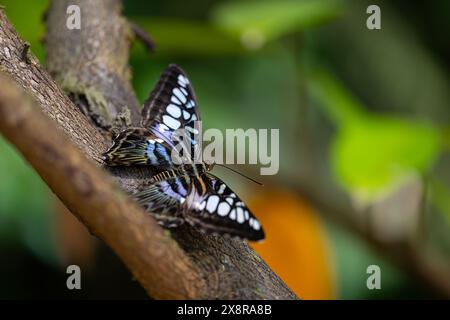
[103, 65, 200, 167]
[141, 64, 201, 162]
[133, 172, 264, 240]
[133, 176, 191, 228]
[141, 64, 200, 139]
[184, 173, 265, 241]
[102, 127, 174, 172]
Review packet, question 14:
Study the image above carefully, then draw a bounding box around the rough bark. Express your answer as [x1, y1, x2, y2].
[0, 73, 204, 299]
[0, 1, 297, 300]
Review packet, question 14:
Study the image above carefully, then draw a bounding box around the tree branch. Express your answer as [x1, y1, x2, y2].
[0, 72, 204, 299]
[0, 2, 297, 299]
[45, 0, 141, 127]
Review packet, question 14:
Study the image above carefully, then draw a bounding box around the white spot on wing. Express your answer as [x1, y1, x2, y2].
[183, 110, 191, 120]
[229, 209, 236, 220]
[166, 104, 181, 118]
[162, 115, 181, 130]
[186, 100, 195, 109]
[236, 207, 245, 223]
[206, 195, 220, 213]
[225, 198, 233, 205]
[253, 219, 261, 230]
[217, 202, 230, 216]
[180, 87, 188, 96]
[173, 88, 187, 103]
[244, 210, 249, 220]
[171, 95, 181, 105]
[218, 184, 226, 194]
[178, 74, 189, 87]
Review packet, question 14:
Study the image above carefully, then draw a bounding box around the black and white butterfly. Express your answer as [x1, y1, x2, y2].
[102, 65, 264, 241]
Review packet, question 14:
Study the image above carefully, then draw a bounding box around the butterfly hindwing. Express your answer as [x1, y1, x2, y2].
[133, 172, 265, 241]
[133, 176, 190, 228]
[184, 174, 265, 241]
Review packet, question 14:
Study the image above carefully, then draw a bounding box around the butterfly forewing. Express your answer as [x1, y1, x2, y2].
[141, 64, 200, 146]
[102, 127, 174, 174]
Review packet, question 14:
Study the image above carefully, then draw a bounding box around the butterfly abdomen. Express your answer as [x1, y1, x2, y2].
[151, 169, 178, 183]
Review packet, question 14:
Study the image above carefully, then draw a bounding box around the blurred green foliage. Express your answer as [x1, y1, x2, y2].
[430, 178, 450, 224]
[0, 0, 55, 264]
[211, 0, 343, 49]
[1, 0, 47, 61]
[0, 138, 56, 264]
[310, 70, 442, 204]
[326, 221, 428, 299]
[132, 18, 242, 56]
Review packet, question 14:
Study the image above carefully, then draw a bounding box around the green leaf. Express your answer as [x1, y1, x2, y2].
[310, 71, 442, 204]
[332, 117, 441, 204]
[211, 0, 343, 49]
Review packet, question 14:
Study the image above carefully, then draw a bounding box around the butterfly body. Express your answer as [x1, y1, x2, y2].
[103, 65, 264, 241]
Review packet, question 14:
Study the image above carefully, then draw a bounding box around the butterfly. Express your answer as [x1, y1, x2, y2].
[102, 64, 264, 241]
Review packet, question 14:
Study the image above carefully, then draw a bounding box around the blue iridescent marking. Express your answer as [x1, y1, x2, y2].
[146, 143, 158, 164]
[156, 144, 171, 163]
[160, 181, 182, 199]
[175, 179, 188, 196]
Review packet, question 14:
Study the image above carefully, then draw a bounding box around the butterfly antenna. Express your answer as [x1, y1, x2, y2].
[215, 164, 263, 186]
